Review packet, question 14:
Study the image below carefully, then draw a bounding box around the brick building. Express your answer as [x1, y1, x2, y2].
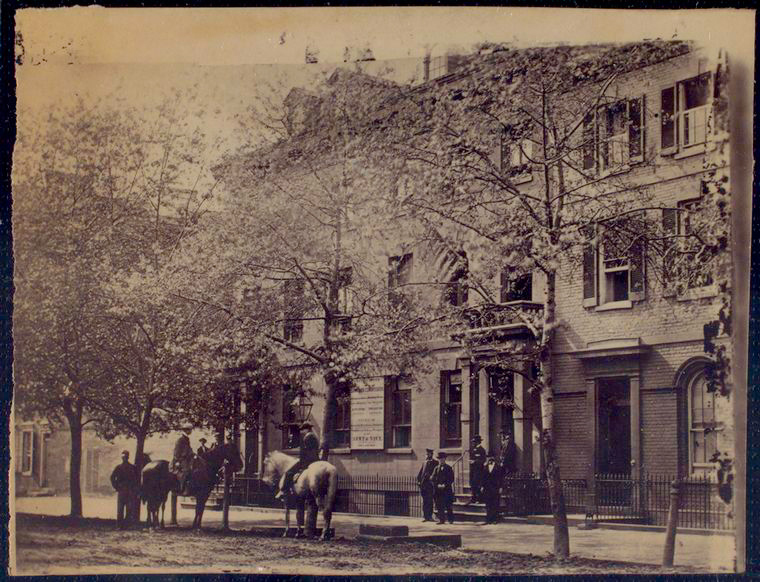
[226, 42, 733, 520]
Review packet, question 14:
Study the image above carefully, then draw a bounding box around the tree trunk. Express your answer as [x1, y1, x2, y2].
[321, 374, 338, 450]
[64, 401, 83, 518]
[133, 431, 146, 524]
[540, 271, 570, 558]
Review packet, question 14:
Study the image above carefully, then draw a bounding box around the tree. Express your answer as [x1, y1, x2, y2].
[211, 67, 441, 449]
[372, 41, 698, 557]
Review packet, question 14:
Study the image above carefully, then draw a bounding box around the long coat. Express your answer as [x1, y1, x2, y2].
[417, 459, 438, 492]
[300, 430, 320, 464]
[431, 462, 455, 502]
[173, 434, 194, 470]
[110, 460, 139, 493]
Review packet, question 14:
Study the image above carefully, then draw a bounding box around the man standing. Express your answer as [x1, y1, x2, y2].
[110, 450, 139, 529]
[172, 427, 195, 495]
[480, 454, 504, 524]
[432, 451, 455, 525]
[416, 448, 438, 522]
[277, 421, 319, 499]
[469, 435, 486, 503]
[499, 430, 515, 474]
[197, 438, 210, 458]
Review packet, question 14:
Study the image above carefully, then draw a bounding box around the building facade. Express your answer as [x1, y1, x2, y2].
[235, 44, 732, 512]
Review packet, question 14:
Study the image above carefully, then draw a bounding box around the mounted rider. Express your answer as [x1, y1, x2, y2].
[276, 421, 320, 499]
[172, 427, 195, 495]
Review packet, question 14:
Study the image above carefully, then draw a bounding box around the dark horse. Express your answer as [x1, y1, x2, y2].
[141, 460, 179, 529]
[184, 442, 243, 529]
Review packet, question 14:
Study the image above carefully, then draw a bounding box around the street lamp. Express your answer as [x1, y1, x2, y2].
[291, 392, 313, 424]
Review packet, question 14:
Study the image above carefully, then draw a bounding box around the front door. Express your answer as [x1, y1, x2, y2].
[597, 377, 631, 475]
[488, 369, 514, 459]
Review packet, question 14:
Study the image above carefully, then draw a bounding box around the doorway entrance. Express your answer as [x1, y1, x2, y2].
[596, 377, 631, 475]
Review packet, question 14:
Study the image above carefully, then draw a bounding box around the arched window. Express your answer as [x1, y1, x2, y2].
[687, 370, 720, 474]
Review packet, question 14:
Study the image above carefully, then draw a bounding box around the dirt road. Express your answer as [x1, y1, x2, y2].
[13, 514, 702, 576]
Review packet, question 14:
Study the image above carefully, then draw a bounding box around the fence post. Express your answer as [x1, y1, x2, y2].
[662, 479, 681, 567]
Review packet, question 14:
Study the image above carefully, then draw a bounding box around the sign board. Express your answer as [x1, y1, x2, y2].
[350, 378, 385, 450]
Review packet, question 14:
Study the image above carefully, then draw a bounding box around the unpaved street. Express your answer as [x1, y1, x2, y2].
[13, 514, 703, 576]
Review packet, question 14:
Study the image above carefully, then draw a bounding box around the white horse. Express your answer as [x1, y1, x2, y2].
[261, 451, 338, 540]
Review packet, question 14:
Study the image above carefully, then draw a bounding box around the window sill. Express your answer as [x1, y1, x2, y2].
[439, 447, 463, 455]
[512, 173, 533, 185]
[677, 285, 717, 302]
[330, 448, 352, 455]
[599, 164, 631, 178]
[673, 143, 713, 160]
[595, 300, 633, 312]
[386, 447, 413, 455]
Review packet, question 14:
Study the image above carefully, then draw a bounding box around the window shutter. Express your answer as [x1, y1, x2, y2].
[499, 269, 509, 303]
[384, 377, 393, 449]
[582, 226, 597, 306]
[662, 208, 677, 296]
[629, 95, 645, 163]
[629, 237, 646, 302]
[661, 86, 676, 150]
[582, 113, 596, 171]
[489, 128, 504, 172]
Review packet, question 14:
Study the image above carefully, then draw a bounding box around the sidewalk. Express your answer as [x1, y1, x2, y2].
[14, 495, 735, 572]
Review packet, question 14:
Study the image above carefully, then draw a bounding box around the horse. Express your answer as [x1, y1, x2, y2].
[184, 442, 243, 529]
[140, 460, 179, 529]
[261, 451, 338, 540]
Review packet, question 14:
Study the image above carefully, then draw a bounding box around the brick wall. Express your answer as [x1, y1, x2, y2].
[553, 394, 588, 480]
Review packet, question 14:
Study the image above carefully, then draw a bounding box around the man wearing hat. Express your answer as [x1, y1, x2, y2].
[172, 427, 195, 495]
[480, 453, 504, 524]
[197, 438, 210, 458]
[110, 450, 139, 529]
[431, 451, 455, 524]
[277, 421, 319, 499]
[416, 448, 438, 522]
[469, 435, 487, 503]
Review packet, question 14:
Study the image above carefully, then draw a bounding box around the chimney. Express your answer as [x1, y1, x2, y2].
[423, 54, 431, 82]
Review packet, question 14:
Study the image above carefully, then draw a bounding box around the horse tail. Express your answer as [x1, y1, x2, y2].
[324, 467, 338, 515]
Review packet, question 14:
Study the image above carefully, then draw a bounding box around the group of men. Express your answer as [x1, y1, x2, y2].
[110, 430, 213, 528]
[417, 432, 513, 526]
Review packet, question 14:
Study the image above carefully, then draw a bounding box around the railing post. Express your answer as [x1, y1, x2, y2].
[662, 479, 682, 567]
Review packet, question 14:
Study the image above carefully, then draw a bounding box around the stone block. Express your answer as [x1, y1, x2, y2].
[359, 523, 409, 537]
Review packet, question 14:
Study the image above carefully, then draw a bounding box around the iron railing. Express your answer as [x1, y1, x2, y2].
[224, 470, 732, 531]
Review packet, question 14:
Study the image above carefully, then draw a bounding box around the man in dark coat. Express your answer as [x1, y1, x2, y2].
[172, 427, 195, 495]
[480, 454, 504, 524]
[416, 448, 438, 522]
[110, 450, 139, 529]
[469, 435, 487, 503]
[498, 430, 515, 474]
[432, 451, 455, 524]
[277, 421, 320, 499]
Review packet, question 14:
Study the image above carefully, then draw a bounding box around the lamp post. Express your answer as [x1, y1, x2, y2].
[292, 392, 313, 425]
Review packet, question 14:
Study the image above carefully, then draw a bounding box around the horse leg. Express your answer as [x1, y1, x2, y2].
[320, 502, 333, 541]
[283, 503, 291, 538]
[304, 496, 317, 539]
[296, 499, 305, 538]
[160, 500, 165, 529]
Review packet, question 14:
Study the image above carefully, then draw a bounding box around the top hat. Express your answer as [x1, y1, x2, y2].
[425, 448, 434, 454]
[437, 451, 448, 459]
[121, 450, 129, 456]
[472, 435, 482, 443]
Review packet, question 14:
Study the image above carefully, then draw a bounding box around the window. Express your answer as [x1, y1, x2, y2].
[689, 371, 719, 472]
[429, 55, 449, 80]
[281, 386, 302, 449]
[21, 429, 33, 475]
[440, 371, 463, 448]
[387, 376, 411, 448]
[501, 135, 533, 177]
[388, 253, 413, 306]
[661, 73, 712, 152]
[582, 97, 645, 173]
[333, 383, 351, 448]
[500, 269, 532, 302]
[283, 279, 304, 343]
[444, 251, 468, 307]
[582, 221, 645, 307]
[662, 195, 714, 292]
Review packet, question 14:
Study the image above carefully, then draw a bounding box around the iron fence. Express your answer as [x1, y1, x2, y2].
[335, 474, 422, 518]
[225, 470, 732, 531]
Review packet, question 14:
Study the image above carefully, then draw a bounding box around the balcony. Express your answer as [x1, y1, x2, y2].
[458, 301, 543, 342]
